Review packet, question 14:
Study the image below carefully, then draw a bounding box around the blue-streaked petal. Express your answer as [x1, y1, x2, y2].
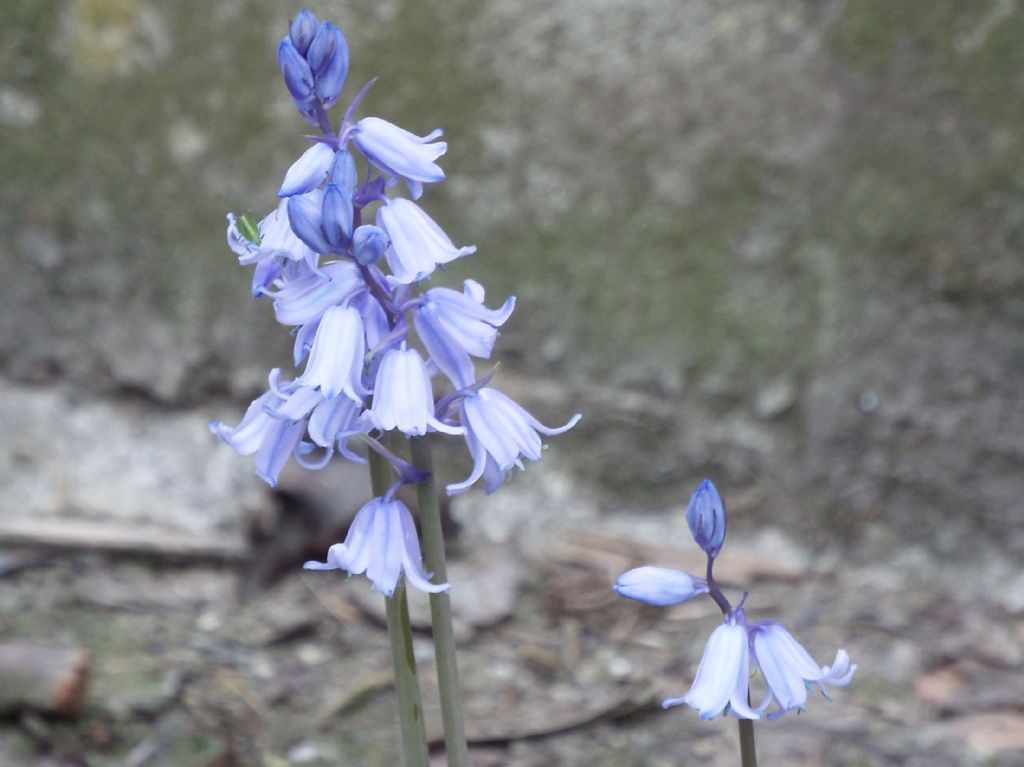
[253, 418, 305, 487]
[673, 618, 757, 720]
[264, 385, 322, 421]
[209, 390, 281, 456]
[272, 262, 363, 327]
[297, 304, 369, 401]
[278, 142, 335, 198]
[308, 394, 362, 448]
[413, 302, 475, 389]
[613, 566, 709, 606]
[368, 347, 463, 437]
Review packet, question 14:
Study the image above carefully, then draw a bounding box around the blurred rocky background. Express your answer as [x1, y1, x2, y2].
[1, 1, 1023, 765]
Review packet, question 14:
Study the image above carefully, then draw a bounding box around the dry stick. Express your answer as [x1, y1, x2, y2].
[411, 435, 469, 767]
[369, 445, 430, 767]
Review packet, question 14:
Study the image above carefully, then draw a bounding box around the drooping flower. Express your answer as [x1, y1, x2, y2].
[278, 142, 335, 198]
[208, 387, 306, 487]
[367, 346, 464, 436]
[295, 304, 370, 402]
[351, 117, 446, 199]
[446, 388, 580, 495]
[750, 623, 856, 719]
[377, 198, 476, 284]
[613, 566, 708, 606]
[413, 279, 515, 387]
[663, 608, 761, 720]
[685, 479, 726, 558]
[304, 496, 449, 595]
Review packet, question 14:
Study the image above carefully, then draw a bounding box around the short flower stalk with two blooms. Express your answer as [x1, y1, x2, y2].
[615, 480, 857, 766]
[211, 9, 578, 766]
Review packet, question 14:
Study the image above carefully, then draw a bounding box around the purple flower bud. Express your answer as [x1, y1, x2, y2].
[278, 37, 315, 105]
[352, 225, 387, 266]
[287, 188, 332, 255]
[376, 198, 475, 284]
[321, 183, 352, 249]
[289, 9, 319, 55]
[307, 21, 348, 107]
[685, 479, 727, 558]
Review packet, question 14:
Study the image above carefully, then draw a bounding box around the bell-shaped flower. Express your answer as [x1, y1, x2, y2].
[351, 117, 446, 199]
[446, 387, 580, 496]
[209, 388, 305, 488]
[304, 496, 450, 596]
[414, 280, 515, 387]
[750, 623, 856, 719]
[367, 346, 463, 437]
[295, 304, 370, 402]
[686, 479, 727, 558]
[308, 394, 365, 452]
[377, 198, 476, 284]
[278, 142, 335, 198]
[614, 566, 709, 607]
[663, 608, 761, 720]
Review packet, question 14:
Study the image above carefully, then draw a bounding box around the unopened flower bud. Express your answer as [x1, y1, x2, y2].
[277, 37, 315, 105]
[322, 183, 352, 250]
[352, 225, 387, 265]
[289, 9, 319, 55]
[307, 21, 348, 107]
[685, 479, 726, 558]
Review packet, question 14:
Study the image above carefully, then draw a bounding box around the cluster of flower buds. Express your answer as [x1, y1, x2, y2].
[212, 10, 580, 597]
[615, 480, 855, 720]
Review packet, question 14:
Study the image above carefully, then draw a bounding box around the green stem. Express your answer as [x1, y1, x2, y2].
[738, 718, 758, 767]
[369, 445, 430, 767]
[410, 436, 470, 767]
